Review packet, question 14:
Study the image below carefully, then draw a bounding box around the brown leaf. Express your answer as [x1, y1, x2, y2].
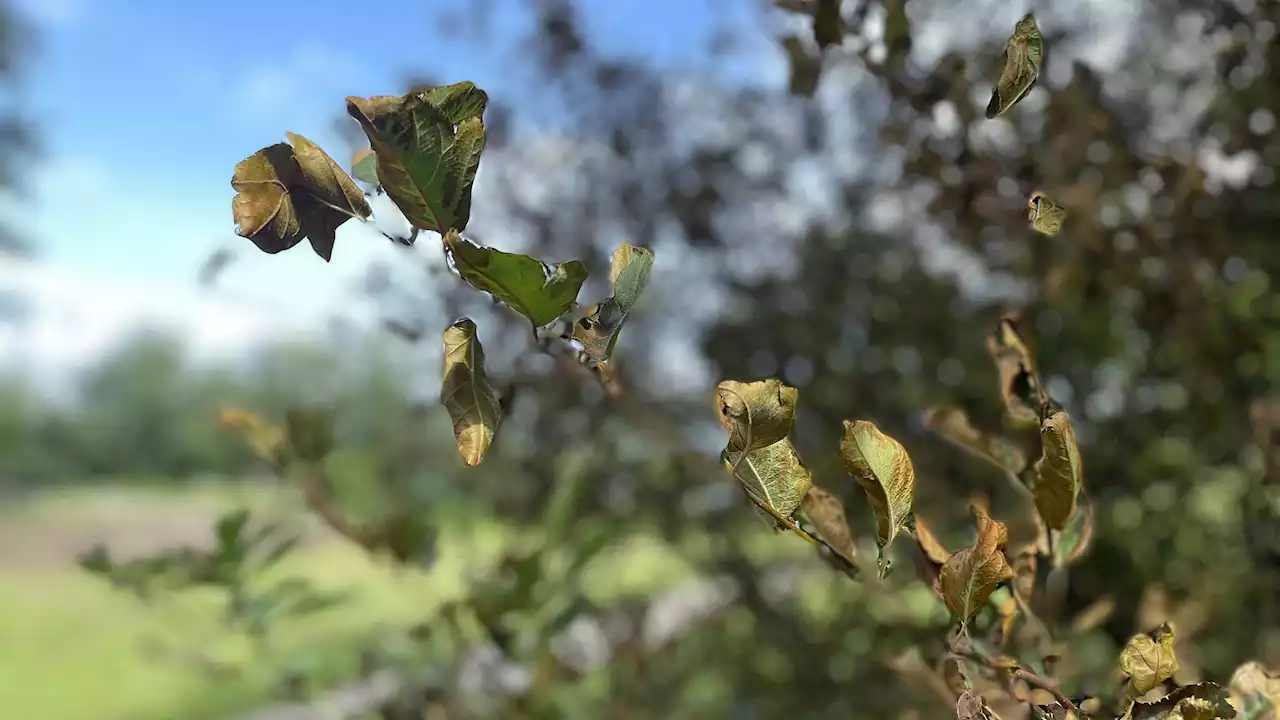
[716, 379, 799, 456]
[937, 505, 1015, 625]
[924, 405, 1028, 474]
[914, 515, 954, 565]
[985, 316, 1044, 428]
[1034, 411, 1083, 530]
[800, 485, 858, 565]
[957, 690, 1000, 719]
[1121, 622, 1180, 697]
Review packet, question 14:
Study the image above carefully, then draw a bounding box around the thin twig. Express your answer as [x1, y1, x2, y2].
[948, 648, 1080, 715]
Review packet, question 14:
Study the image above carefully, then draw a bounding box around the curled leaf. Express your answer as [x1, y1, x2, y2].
[986, 316, 1044, 428]
[285, 407, 334, 463]
[937, 505, 1015, 625]
[924, 405, 1027, 474]
[441, 318, 501, 466]
[799, 485, 858, 565]
[716, 379, 800, 456]
[1128, 682, 1237, 719]
[1034, 411, 1083, 530]
[1121, 622, 1180, 697]
[1028, 192, 1067, 236]
[986, 13, 1043, 119]
[444, 231, 588, 328]
[345, 82, 487, 233]
[722, 440, 813, 520]
[231, 138, 370, 261]
[573, 244, 654, 364]
[1228, 661, 1280, 719]
[1052, 493, 1095, 568]
[840, 420, 916, 576]
[914, 516, 954, 565]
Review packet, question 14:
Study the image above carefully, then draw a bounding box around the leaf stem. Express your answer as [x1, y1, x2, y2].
[309, 194, 371, 224]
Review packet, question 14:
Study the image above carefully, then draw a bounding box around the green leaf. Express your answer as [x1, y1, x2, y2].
[345, 82, 488, 233]
[351, 148, 378, 186]
[798, 485, 858, 566]
[1052, 493, 1094, 568]
[937, 505, 1014, 625]
[444, 231, 588, 327]
[231, 139, 370, 261]
[721, 439, 813, 520]
[1121, 622, 1180, 697]
[923, 405, 1027, 474]
[1028, 192, 1067, 236]
[839, 419, 916, 577]
[986, 13, 1043, 119]
[285, 407, 334, 463]
[1229, 661, 1280, 720]
[1128, 682, 1237, 719]
[1034, 410, 1083, 530]
[440, 318, 501, 466]
[572, 244, 654, 364]
[715, 378, 800, 457]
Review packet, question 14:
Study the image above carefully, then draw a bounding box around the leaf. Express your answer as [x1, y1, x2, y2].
[715, 379, 800, 457]
[285, 407, 334, 463]
[799, 485, 858, 565]
[573, 244, 654, 364]
[1033, 411, 1083, 530]
[345, 82, 488, 233]
[957, 691, 1000, 719]
[722, 439, 813, 519]
[986, 316, 1044, 428]
[443, 230, 588, 328]
[1028, 192, 1067, 236]
[840, 419, 916, 576]
[1121, 622, 1180, 697]
[812, 0, 844, 48]
[782, 35, 821, 97]
[440, 318, 501, 466]
[351, 148, 378, 185]
[937, 505, 1015, 625]
[914, 516, 953, 565]
[1128, 682, 1237, 719]
[231, 139, 370, 262]
[985, 13, 1043, 119]
[1052, 493, 1095, 568]
[924, 405, 1028, 474]
[1229, 662, 1280, 719]
[216, 406, 287, 466]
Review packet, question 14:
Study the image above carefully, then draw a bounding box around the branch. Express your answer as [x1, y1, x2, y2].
[948, 648, 1080, 715]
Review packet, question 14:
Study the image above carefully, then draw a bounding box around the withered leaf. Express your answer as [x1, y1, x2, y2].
[345, 82, 487, 233]
[1034, 411, 1083, 530]
[937, 505, 1015, 625]
[914, 515, 954, 565]
[1028, 192, 1067, 236]
[1052, 493, 1095, 568]
[986, 316, 1044, 428]
[722, 439, 813, 520]
[1121, 622, 1180, 697]
[441, 318, 501, 466]
[1127, 682, 1237, 719]
[986, 14, 1043, 119]
[573, 244, 654, 364]
[924, 405, 1027, 474]
[799, 485, 857, 565]
[716, 379, 800, 457]
[840, 419, 916, 576]
[216, 406, 286, 466]
[1228, 661, 1280, 719]
[957, 690, 1000, 719]
[231, 139, 370, 261]
[444, 230, 589, 328]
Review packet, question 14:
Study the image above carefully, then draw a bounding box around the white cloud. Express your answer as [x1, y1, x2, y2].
[14, 0, 85, 26]
[231, 43, 365, 124]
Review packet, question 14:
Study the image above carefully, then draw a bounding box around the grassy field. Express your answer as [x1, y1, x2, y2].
[0, 481, 704, 720]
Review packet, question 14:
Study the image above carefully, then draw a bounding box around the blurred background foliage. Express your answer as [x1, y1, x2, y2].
[1, 0, 1279, 718]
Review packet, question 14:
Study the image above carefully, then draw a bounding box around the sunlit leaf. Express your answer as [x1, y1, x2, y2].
[1034, 411, 1083, 530]
[937, 505, 1014, 625]
[1121, 622, 1180, 697]
[840, 419, 916, 577]
[1028, 191, 1067, 236]
[985, 316, 1044, 428]
[1127, 682, 1237, 719]
[444, 230, 588, 328]
[722, 439, 813, 520]
[345, 82, 487, 233]
[799, 485, 858, 565]
[914, 515, 953, 565]
[986, 13, 1043, 119]
[285, 407, 334, 463]
[1229, 661, 1280, 720]
[924, 405, 1027, 474]
[351, 147, 378, 186]
[716, 379, 800, 457]
[573, 244, 654, 364]
[231, 139, 370, 261]
[1052, 493, 1095, 568]
[441, 318, 501, 466]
